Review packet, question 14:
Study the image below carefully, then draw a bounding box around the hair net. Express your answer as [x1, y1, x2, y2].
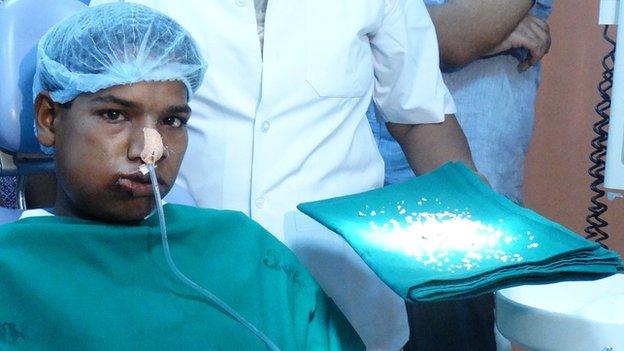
[33, 2, 207, 104]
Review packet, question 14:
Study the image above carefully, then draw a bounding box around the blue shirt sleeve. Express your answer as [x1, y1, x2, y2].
[532, 0, 554, 21]
[422, 0, 446, 5]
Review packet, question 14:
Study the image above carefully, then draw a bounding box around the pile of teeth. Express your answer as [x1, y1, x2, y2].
[358, 199, 539, 274]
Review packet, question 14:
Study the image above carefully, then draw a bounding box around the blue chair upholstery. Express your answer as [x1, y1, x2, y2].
[0, 0, 87, 155]
[0, 0, 86, 213]
[0, 207, 23, 224]
[0, 0, 196, 223]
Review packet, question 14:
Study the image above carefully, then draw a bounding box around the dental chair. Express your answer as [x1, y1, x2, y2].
[0, 0, 196, 224]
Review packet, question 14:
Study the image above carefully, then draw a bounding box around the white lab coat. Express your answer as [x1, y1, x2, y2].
[90, 1, 455, 349]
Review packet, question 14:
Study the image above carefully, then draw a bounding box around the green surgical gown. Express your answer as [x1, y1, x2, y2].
[0, 204, 364, 350]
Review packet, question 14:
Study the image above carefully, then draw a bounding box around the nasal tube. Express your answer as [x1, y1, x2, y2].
[140, 127, 280, 351]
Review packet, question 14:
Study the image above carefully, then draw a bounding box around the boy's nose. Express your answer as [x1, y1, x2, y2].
[140, 127, 164, 164]
[128, 124, 167, 163]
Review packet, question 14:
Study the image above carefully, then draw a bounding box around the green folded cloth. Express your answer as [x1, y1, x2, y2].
[297, 162, 624, 302]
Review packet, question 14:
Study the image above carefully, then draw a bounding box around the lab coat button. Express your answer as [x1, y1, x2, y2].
[261, 121, 271, 133]
[255, 196, 266, 209]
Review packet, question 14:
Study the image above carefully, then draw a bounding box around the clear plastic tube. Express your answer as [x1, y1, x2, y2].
[147, 164, 279, 351]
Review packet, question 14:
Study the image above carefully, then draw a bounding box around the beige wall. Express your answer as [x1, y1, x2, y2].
[525, 0, 624, 255]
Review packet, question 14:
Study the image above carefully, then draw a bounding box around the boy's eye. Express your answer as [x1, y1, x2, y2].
[163, 116, 186, 128]
[101, 110, 127, 122]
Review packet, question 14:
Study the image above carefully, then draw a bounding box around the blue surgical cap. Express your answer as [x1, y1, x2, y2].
[33, 2, 207, 104]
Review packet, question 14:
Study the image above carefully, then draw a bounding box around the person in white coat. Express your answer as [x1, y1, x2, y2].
[88, 1, 477, 349]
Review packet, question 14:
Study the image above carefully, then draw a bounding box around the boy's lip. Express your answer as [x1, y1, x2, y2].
[116, 171, 166, 197]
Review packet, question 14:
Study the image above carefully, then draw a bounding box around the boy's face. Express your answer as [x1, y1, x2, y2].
[37, 81, 190, 223]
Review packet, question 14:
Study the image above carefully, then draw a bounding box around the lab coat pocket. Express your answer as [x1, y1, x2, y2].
[303, 0, 374, 98]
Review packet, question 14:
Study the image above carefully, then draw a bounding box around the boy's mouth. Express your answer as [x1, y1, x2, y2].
[116, 171, 165, 197]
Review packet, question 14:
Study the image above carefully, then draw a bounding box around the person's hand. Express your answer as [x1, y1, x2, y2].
[485, 13, 551, 72]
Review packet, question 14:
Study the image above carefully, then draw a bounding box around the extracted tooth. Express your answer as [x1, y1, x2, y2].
[139, 164, 149, 175]
[140, 127, 163, 164]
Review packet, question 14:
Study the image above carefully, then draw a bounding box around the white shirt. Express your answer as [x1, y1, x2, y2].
[90, 1, 455, 349]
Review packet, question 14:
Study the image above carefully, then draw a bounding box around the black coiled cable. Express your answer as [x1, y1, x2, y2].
[585, 25, 615, 248]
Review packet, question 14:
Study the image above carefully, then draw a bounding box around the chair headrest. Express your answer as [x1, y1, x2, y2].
[0, 0, 86, 154]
